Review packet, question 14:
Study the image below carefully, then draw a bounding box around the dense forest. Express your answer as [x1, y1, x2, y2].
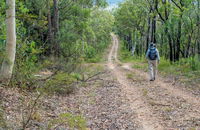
[0, 0, 200, 129]
[115, 0, 200, 63]
[0, 0, 113, 84]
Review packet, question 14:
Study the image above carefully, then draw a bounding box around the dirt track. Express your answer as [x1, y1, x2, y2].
[107, 34, 200, 130]
[1, 34, 200, 129]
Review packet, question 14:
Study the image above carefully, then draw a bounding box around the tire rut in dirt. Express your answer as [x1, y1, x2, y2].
[83, 71, 142, 130]
[122, 67, 200, 129]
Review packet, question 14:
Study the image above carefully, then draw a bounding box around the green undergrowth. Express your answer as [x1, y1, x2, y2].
[158, 56, 200, 85]
[84, 41, 111, 63]
[119, 42, 200, 86]
[7, 42, 106, 94]
[40, 59, 104, 95]
[48, 113, 86, 130]
[119, 42, 148, 71]
[85, 53, 104, 63]
[119, 41, 145, 63]
[119, 42, 134, 63]
[0, 58, 103, 129]
[42, 72, 77, 95]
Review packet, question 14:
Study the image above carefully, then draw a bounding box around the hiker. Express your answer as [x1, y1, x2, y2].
[146, 42, 160, 81]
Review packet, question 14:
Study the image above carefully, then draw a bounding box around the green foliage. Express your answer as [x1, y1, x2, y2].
[159, 56, 200, 75]
[126, 73, 135, 79]
[115, 0, 200, 87]
[48, 113, 86, 129]
[119, 41, 146, 63]
[59, 5, 113, 63]
[115, 0, 200, 62]
[0, 0, 113, 89]
[85, 45, 96, 59]
[83, 9, 114, 62]
[0, 0, 6, 65]
[186, 57, 200, 71]
[11, 40, 42, 88]
[43, 72, 77, 95]
[71, 73, 82, 81]
[119, 43, 133, 62]
[158, 56, 200, 84]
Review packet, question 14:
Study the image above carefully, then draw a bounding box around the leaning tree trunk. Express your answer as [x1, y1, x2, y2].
[0, 0, 16, 84]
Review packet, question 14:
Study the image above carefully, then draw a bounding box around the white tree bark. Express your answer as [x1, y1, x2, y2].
[0, 0, 16, 83]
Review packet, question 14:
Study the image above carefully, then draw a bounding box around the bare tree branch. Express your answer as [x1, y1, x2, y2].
[171, 0, 183, 11]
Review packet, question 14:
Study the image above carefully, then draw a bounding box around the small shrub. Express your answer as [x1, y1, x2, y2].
[10, 40, 42, 89]
[86, 55, 101, 63]
[85, 45, 96, 59]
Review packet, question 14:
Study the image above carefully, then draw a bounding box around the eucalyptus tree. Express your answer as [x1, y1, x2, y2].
[0, 0, 16, 83]
[114, 0, 149, 55]
[115, 0, 200, 62]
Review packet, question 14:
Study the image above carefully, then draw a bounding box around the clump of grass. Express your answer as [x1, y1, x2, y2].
[148, 100, 156, 106]
[85, 54, 102, 63]
[164, 107, 172, 112]
[142, 88, 148, 96]
[119, 40, 200, 87]
[48, 113, 86, 129]
[189, 127, 197, 130]
[126, 73, 134, 79]
[119, 41, 134, 63]
[132, 63, 148, 71]
[158, 56, 200, 85]
[43, 72, 77, 95]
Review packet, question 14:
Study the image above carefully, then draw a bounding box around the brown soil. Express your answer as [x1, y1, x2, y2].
[107, 34, 200, 130]
[1, 34, 200, 130]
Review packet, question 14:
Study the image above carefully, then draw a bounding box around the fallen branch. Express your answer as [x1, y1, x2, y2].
[22, 93, 42, 129]
[149, 101, 171, 107]
[81, 71, 107, 82]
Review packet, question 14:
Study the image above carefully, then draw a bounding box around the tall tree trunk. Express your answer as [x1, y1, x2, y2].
[152, 16, 157, 43]
[167, 32, 173, 62]
[146, 15, 151, 52]
[164, 25, 173, 62]
[150, 0, 157, 44]
[128, 33, 132, 51]
[47, 1, 53, 55]
[172, 32, 176, 62]
[0, 0, 16, 84]
[197, 0, 200, 60]
[150, 16, 156, 43]
[186, 28, 194, 58]
[53, 0, 59, 56]
[175, 18, 182, 61]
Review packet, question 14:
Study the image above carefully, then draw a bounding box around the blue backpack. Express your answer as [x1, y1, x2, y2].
[148, 48, 158, 60]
